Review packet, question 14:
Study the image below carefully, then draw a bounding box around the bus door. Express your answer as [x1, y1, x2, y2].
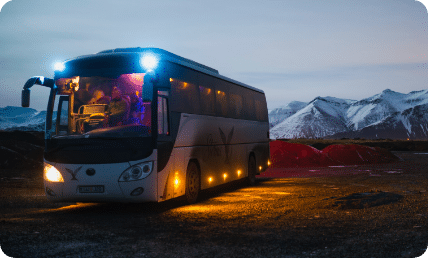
[56, 95, 70, 135]
[156, 90, 183, 200]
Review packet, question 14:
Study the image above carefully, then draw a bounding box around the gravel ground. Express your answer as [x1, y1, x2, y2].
[0, 152, 427, 258]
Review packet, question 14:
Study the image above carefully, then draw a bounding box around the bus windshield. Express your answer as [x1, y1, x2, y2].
[54, 73, 152, 138]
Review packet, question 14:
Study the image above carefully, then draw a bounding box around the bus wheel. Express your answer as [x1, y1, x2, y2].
[185, 161, 200, 204]
[247, 155, 256, 186]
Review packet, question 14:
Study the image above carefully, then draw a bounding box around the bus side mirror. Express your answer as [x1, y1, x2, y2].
[22, 89, 30, 107]
[21, 76, 55, 107]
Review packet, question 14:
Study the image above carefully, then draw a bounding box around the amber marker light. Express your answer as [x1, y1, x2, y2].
[223, 173, 227, 180]
[267, 160, 271, 166]
[259, 166, 263, 171]
[170, 78, 173, 82]
[237, 170, 241, 177]
[208, 177, 213, 183]
[174, 172, 180, 187]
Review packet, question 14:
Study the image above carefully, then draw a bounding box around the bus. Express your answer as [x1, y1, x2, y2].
[21, 47, 270, 204]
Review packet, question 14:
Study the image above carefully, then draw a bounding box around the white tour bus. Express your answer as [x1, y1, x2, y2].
[21, 48, 270, 203]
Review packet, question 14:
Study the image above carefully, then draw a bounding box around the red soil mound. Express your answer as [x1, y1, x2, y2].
[269, 141, 338, 168]
[269, 141, 399, 168]
[321, 144, 399, 165]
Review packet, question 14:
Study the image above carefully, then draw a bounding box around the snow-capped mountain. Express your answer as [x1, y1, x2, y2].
[270, 97, 356, 139]
[0, 106, 51, 131]
[269, 101, 307, 127]
[270, 89, 428, 139]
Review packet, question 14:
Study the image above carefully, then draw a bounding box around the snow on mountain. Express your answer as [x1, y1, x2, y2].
[270, 96, 356, 139]
[268, 101, 307, 127]
[270, 89, 428, 139]
[346, 89, 428, 131]
[0, 106, 52, 131]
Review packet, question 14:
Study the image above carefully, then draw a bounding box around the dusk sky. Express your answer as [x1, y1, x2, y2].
[0, 0, 427, 111]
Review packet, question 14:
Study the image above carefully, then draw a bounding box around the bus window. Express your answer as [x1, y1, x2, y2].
[157, 95, 169, 135]
[55, 96, 69, 135]
[216, 90, 228, 117]
[243, 91, 256, 120]
[254, 94, 268, 122]
[170, 78, 200, 114]
[229, 92, 243, 119]
[199, 85, 215, 115]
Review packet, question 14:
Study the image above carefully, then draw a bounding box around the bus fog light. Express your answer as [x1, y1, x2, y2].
[46, 187, 56, 196]
[119, 161, 153, 182]
[130, 187, 144, 196]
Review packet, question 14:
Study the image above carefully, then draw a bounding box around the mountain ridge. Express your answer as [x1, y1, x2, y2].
[270, 89, 428, 139]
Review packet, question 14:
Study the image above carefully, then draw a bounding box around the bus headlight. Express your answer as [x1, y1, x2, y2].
[44, 163, 64, 182]
[119, 162, 153, 182]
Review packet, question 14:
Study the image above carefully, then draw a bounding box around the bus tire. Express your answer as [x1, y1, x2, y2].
[247, 155, 257, 186]
[185, 161, 200, 204]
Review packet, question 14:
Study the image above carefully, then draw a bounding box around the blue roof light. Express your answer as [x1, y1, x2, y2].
[140, 53, 158, 71]
[54, 62, 65, 72]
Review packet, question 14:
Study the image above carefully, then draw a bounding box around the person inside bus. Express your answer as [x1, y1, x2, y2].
[107, 87, 130, 127]
[73, 82, 92, 113]
[89, 89, 111, 105]
[128, 91, 143, 124]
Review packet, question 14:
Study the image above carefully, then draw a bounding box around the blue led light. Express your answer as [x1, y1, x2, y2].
[140, 54, 158, 71]
[54, 62, 65, 72]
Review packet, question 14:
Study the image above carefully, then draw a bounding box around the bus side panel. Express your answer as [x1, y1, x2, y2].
[174, 114, 269, 147]
[173, 113, 269, 189]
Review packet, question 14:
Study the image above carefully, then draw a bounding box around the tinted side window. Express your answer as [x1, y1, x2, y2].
[215, 82, 228, 117]
[170, 78, 200, 114]
[229, 92, 243, 119]
[254, 93, 268, 122]
[199, 85, 215, 115]
[243, 90, 256, 120]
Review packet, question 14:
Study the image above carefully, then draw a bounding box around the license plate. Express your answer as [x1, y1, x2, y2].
[79, 185, 104, 193]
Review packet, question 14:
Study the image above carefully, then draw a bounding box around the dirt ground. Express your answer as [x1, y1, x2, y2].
[0, 151, 427, 258]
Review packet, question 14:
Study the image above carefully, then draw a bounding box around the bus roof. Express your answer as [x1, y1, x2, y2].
[96, 47, 264, 94]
